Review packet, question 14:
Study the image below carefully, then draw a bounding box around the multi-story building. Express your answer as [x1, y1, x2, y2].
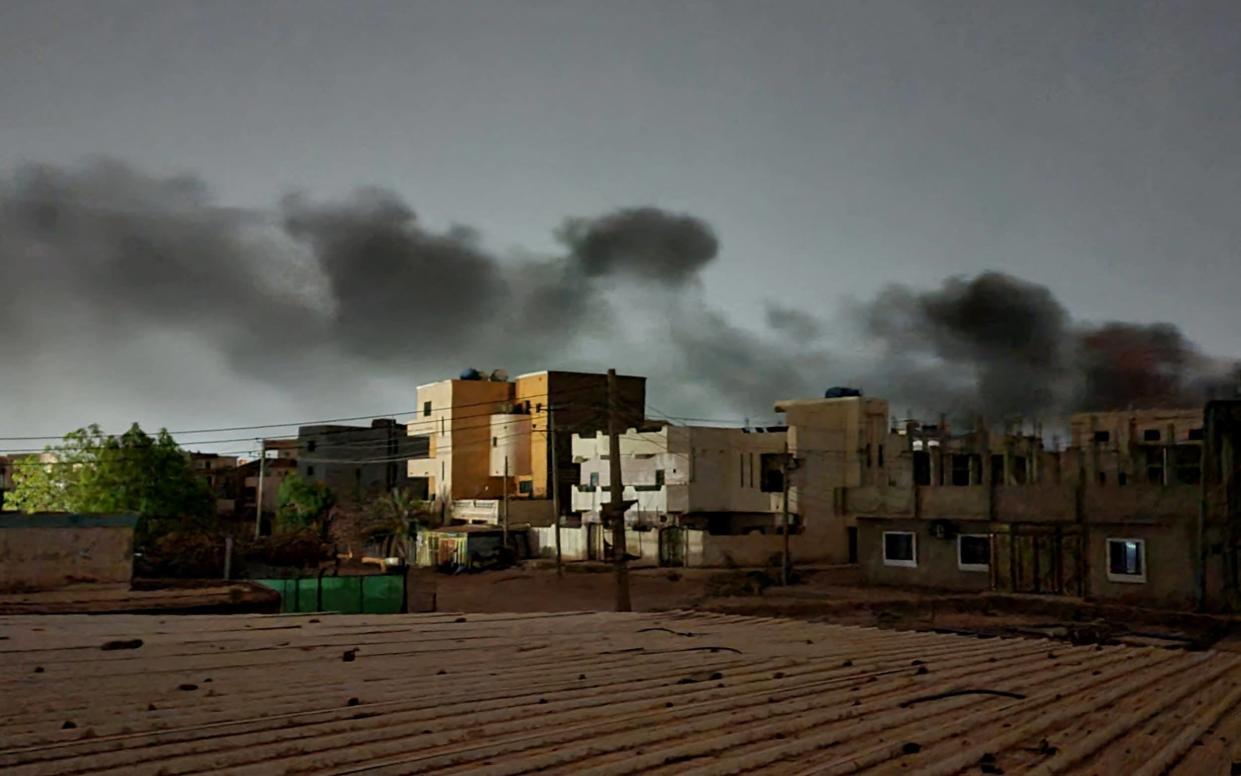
[409, 370, 644, 525]
[832, 398, 1241, 611]
[189, 453, 241, 515]
[571, 423, 789, 532]
[299, 420, 427, 503]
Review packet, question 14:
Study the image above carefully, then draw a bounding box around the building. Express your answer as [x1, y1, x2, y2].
[571, 423, 788, 533]
[840, 398, 1241, 611]
[299, 420, 428, 503]
[772, 394, 895, 564]
[189, 452, 240, 515]
[408, 370, 644, 524]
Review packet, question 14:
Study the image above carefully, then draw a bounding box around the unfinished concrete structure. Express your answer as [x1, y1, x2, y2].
[844, 399, 1241, 611]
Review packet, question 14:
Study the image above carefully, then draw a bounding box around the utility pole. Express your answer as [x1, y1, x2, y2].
[781, 444, 799, 587]
[607, 368, 632, 611]
[254, 440, 266, 539]
[502, 454, 510, 548]
[549, 405, 563, 578]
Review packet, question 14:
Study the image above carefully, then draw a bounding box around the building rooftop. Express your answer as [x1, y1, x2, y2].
[2, 610, 1239, 773]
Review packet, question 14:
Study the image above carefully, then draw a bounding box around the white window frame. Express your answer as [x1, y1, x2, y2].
[1106, 537, 1147, 583]
[882, 531, 917, 568]
[957, 534, 991, 573]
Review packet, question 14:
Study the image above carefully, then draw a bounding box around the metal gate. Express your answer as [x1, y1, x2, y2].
[991, 524, 1083, 596]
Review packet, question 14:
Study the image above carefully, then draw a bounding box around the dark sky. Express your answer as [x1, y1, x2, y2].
[1, 0, 1239, 451]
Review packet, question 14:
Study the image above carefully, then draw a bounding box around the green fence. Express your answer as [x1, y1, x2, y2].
[254, 575, 405, 614]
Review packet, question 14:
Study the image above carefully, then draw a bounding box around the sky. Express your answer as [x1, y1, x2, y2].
[1, 0, 1239, 452]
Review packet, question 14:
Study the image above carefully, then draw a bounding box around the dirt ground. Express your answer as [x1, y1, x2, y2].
[434, 563, 1241, 651]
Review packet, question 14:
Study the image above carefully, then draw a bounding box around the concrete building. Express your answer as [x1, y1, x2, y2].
[840, 399, 1241, 611]
[299, 420, 428, 504]
[772, 395, 894, 565]
[408, 370, 644, 525]
[571, 424, 788, 533]
[189, 452, 240, 515]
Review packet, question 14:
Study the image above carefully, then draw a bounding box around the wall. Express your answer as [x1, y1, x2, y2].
[299, 421, 426, 503]
[0, 514, 137, 591]
[1085, 519, 1198, 609]
[488, 413, 532, 479]
[408, 379, 515, 503]
[857, 517, 992, 592]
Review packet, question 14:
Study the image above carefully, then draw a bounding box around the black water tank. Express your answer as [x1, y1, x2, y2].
[824, 386, 862, 399]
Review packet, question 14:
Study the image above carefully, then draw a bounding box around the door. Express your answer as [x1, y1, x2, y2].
[587, 523, 602, 561]
[659, 527, 684, 567]
[847, 527, 859, 564]
[993, 525, 1082, 596]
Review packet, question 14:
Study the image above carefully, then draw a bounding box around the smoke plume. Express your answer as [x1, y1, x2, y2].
[0, 159, 1234, 438]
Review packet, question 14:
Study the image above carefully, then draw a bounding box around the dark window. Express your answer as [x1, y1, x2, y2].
[883, 532, 916, 565]
[865, 443, 872, 469]
[1012, 456, 1028, 485]
[760, 453, 785, 493]
[1097, 471, 1107, 485]
[1093, 430, 1110, 443]
[1143, 429, 1161, 442]
[306, 465, 315, 477]
[1118, 472, 1128, 486]
[655, 469, 665, 487]
[913, 451, 931, 486]
[492, 437, 498, 447]
[1108, 538, 1145, 579]
[307, 440, 317, 453]
[990, 454, 1004, 484]
[1172, 446, 1201, 484]
[958, 535, 990, 569]
[518, 480, 533, 495]
[423, 401, 432, 417]
[878, 445, 884, 468]
[951, 454, 971, 486]
[589, 472, 599, 488]
[1188, 428, 1204, 441]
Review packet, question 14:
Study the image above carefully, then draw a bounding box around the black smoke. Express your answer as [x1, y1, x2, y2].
[862, 271, 1236, 420]
[0, 159, 1234, 435]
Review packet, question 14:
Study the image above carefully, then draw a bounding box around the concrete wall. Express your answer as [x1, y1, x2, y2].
[0, 514, 137, 592]
[1085, 520, 1198, 610]
[409, 379, 515, 502]
[857, 517, 993, 593]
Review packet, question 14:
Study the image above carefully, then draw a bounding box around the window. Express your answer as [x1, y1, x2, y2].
[1187, 428, 1204, 441]
[958, 535, 990, 572]
[990, 454, 1004, 484]
[655, 469, 665, 487]
[492, 437, 498, 447]
[950, 454, 971, 486]
[590, 472, 599, 488]
[882, 531, 917, 568]
[306, 465, 315, 477]
[423, 401, 432, 417]
[518, 480, 533, 495]
[878, 445, 884, 468]
[1093, 430, 1110, 443]
[760, 453, 786, 493]
[865, 443, 872, 469]
[1107, 538, 1146, 583]
[1118, 472, 1128, 486]
[913, 451, 931, 486]
[1143, 429, 1161, 442]
[307, 440, 317, 453]
[1097, 471, 1107, 485]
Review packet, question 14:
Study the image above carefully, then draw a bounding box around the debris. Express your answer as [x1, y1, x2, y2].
[342, 649, 358, 662]
[454, 617, 467, 623]
[637, 627, 696, 637]
[346, 697, 360, 707]
[178, 683, 198, 691]
[709, 672, 724, 680]
[62, 721, 76, 730]
[33, 666, 43, 673]
[901, 742, 922, 755]
[147, 703, 157, 711]
[915, 665, 930, 675]
[101, 639, 143, 651]
[841, 659, 854, 667]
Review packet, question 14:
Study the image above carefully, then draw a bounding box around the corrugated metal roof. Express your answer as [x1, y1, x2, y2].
[1, 610, 1239, 774]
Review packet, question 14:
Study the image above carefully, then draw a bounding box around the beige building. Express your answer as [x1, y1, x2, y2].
[408, 370, 644, 525]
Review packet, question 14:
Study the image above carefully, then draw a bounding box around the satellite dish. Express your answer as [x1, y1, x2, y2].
[490, 369, 509, 382]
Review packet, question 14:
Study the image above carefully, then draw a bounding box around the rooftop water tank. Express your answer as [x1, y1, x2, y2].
[824, 386, 862, 399]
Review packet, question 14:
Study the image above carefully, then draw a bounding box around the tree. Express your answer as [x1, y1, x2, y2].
[3, 423, 215, 544]
[366, 487, 437, 560]
[275, 472, 335, 538]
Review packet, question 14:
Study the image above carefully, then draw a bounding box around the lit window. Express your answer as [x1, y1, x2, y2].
[957, 534, 990, 572]
[1107, 538, 1146, 583]
[882, 531, 917, 568]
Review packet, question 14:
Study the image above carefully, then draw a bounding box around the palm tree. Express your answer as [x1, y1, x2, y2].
[369, 487, 436, 561]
